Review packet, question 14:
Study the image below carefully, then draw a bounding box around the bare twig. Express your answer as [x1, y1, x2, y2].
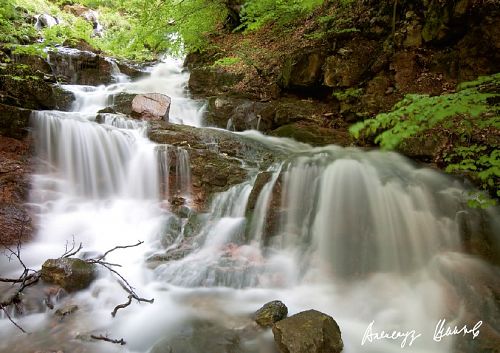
[93, 241, 144, 262]
[90, 334, 126, 345]
[111, 295, 133, 318]
[62, 237, 83, 258]
[0, 305, 28, 334]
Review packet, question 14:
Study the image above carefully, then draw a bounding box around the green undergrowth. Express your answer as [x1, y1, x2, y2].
[350, 73, 500, 207]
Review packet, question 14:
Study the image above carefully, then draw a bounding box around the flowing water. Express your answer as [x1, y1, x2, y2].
[0, 57, 498, 353]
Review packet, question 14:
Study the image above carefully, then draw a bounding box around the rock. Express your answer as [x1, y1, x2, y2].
[54, 304, 79, 318]
[47, 48, 114, 85]
[51, 86, 75, 111]
[205, 96, 271, 131]
[109, 92, 136, 115]
[0, 64, 75, 111]
[246, 172, 273, 211]
[253, 300, 288, 328]
[35, 14, 59, 30]
[148, 121, 279, 207]
[323, 39, 377, 88]
[271, 122, 352, 147]
[272, 310, 343, 353]
[41, 258, 96, 292]
[0, 104, 31, 139]
[116, 61, 147, 79]
[280, 51, 325, 88]
[131, 93, 171, 121]
[188, 67, 244, 96]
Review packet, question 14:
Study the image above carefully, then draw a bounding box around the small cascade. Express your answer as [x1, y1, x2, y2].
[175, 148, 191, 196]
[31, 110, 158, 200]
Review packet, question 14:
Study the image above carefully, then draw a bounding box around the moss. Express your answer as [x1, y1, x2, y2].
[332, 88, 363, 101]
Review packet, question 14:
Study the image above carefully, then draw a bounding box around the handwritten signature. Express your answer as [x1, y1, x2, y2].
[361, 319, 483, 348]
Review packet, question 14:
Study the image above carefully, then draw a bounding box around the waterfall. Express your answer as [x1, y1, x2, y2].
[0, 56, 498, 353]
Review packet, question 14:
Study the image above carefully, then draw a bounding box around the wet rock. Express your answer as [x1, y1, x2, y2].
[116, 61, 147, 79]
[271, 122, 352, 147]
[184, 212, 208, 238]
[150, 320, 244, 353]
[246, 172, 273, 212]
[272, 310, 343, 353]
[47, 49, 113, 85]
[108, 92, 135, 115]
[54, 304, 79, 318]
[160, 216, 182, 248]
[131, 93, 171, 121]
[35, 14, 59, 30]
[0, 104, 31, 139]
[148, 121, 279, 206]
[253, 300, 288, 328]
[188, 66, 244, 96]
[51, 86, 75, 111]
[0, 64, 75, 111]
[41, 258, 96, 292]
[9, 53, 52, 76]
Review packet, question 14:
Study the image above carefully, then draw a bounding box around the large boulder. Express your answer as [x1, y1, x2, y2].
[253, 300, 288, 328]
[0, 64, 75, 111]
[280, 51, 325, 89]
[47, 48, 114, 85]
[148, 121, 279, 208]
[188, 67, 244, 96]
[131, 93, 171, 121]
[41, 258, 96, 292]
[272, 310, 343, 353]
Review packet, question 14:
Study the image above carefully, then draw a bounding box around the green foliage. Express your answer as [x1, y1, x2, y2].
[332, 88, 362, 101]
[350, 73, 500, 149]
[350, 73, 500, 204]
[238, 0, 324, 31]
[212, 56, 242, 67]
[445, 146, 500, 206]
[0, 0, 37, 44]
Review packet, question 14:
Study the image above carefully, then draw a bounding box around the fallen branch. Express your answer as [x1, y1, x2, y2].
[0, 305, 28, 334]
[90, 334, 126, 345]
[111, 295, 132, 318]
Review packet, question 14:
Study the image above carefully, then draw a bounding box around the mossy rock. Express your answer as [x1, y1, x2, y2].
[272, 310, 343, 353]
[41, 258, 96, 292]
[253, 300, 288, 327]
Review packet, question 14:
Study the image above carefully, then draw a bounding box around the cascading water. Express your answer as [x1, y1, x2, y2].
[0, 56, 498, 353]
[64, 57, 205, 125]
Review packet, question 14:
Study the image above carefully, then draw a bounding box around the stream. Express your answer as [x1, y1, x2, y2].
[0, 57, 498, 353]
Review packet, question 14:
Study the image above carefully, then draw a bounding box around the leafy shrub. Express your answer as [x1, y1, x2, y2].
[238, 0, 324, 31]
[349, 73, 500, 205]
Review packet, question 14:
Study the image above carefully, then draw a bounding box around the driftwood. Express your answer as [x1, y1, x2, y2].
[90, 334, 126, 345]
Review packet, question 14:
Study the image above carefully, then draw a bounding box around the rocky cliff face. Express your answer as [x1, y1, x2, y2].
[185, 0, 500, 150]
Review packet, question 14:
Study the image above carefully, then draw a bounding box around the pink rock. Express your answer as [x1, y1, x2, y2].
[131, 93, 171, 121]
